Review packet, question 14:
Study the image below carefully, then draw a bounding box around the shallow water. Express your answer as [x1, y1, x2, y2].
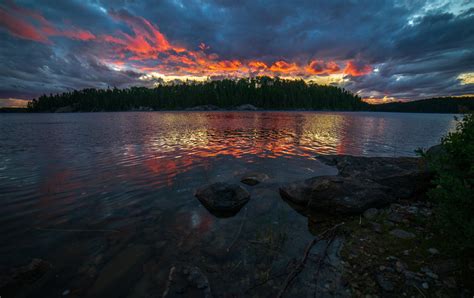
[0, 111, 457, 296]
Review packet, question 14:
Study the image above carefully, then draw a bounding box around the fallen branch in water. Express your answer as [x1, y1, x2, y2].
[276, 222, 344, 298]
[227, 207, 248, 252]
[36, 227, 120, 233]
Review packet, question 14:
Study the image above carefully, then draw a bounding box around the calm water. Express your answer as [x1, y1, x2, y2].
[0, 111, 457, 296]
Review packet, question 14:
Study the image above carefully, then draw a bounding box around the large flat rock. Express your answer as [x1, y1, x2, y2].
[315, 155, 432, 199]
[280, 175, 393, 215]
[280, 154, 433, 215]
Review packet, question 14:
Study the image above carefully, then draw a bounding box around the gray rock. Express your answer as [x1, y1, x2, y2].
[395, 261, 406, 272]
[186, 104, 220, 111]
[389, 229, 415, 239]
[195, 182, 250, 217]
[371, 222, 383, 233]
[240, 172, 269, 186]
[427, 248, 439, 255]
[282, 154, 433, 216]
[315, 154, 433, 199]
[421, 267, 439, 279]
[280, 175, 393, 215]
[235, 104, 258, 111]
[387, 212, 405, 223]
[363, 208, 378, 219]
[375, 274, 394, 291]
[422, 282, 429, 289]
[186, 266, 210, 289]
[163, 265, 212, 298]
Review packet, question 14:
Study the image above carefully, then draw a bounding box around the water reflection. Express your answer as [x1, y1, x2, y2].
[0, 111, 457, 290]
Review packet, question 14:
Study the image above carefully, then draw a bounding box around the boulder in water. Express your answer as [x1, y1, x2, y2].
[195, 182, 250, 217]
[240, 172, 269, 186]
[280, 175, 393, 215]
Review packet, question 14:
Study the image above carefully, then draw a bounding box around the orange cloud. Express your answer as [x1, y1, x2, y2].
[208, 60, 243, 72]
[248, 60, 268, 72]
[106, 10, 185, 61]
[343, 60, 372, 76]
[0, 8, 47, 42]
[0, 2, 376, 82]
[0, 2, 95, 43]
[306, 60, 341, 75]
[61, 29, 96, 41]
[269, 60, 299, 74]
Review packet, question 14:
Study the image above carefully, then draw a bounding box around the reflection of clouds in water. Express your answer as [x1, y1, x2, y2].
[142, 112, 349, 159]
[0, 112, 458, 268]
[113, 112, 458, 191]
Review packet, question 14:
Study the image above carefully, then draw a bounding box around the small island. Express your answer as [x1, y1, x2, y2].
[15, 77, 474, 114]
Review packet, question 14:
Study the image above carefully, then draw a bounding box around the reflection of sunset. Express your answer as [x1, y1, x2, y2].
[133, 113, 349, 186]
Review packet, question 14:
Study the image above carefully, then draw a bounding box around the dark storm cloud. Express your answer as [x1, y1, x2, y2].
[0, 0, 473, 104]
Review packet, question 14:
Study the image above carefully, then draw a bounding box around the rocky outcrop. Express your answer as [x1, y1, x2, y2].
[163, 265, 212, 298]
[240, 172, 269, 186]
[235, 104, 258, 111]
[280, 154, 433, 215]
[186, 105, 221, 111]
[315, 154, 432, 199]
[195, 182, 250, 217]
[280, 175, 393, 215]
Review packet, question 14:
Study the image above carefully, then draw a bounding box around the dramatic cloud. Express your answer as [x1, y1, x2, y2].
[0, 0, 473, 104]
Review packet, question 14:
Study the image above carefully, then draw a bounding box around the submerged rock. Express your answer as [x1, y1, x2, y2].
[280, 153, 434, 216]
[0, 259, 52, 296]
[163, 265, 212, 298]
[315, 154, 432, 199]
[363, 208, 379, 219]
[279, 175, 393, 215]
[195, 182, 250, 217]
[240, 172, 269, 186]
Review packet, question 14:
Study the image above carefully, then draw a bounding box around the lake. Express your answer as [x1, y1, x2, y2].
[0, 111, 457, 296]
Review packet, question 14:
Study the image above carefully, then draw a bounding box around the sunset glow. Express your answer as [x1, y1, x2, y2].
[0, 0, 473, 105]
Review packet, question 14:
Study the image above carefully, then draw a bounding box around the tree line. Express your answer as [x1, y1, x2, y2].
[370, 97, 474, 113]
[24, 76, 474, 113]
[26, 77, 368, 112]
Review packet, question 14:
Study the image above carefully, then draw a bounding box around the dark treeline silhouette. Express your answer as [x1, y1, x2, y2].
[25, 77, 474, 113]
[27, 77, 367, 112]
[371, 97, 474, 113]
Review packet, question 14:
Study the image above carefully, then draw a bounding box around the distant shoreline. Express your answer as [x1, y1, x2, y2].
[4, 95, 473, 114]
[0, 108, 466, 114]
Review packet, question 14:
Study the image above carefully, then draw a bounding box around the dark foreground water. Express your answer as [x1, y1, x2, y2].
[0, 111, 457, 296]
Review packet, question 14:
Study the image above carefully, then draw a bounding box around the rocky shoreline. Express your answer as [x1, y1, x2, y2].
[190, 148, 472, 296]
[1, 148, 472, 297]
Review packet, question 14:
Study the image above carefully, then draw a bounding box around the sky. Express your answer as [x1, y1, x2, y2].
[0, 0, 473, 107]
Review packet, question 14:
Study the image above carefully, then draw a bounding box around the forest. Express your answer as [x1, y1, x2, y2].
[26, 77, 367, 112]
[371, 97, 474, 113]
[23, 76, 474, 113]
